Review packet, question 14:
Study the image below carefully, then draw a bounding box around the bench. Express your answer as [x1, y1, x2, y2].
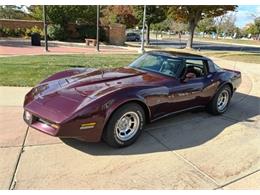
[85, 38, 97, 46]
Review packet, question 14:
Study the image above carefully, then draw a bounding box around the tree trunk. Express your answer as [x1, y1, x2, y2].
[145, 23, 150, 45]
[186, 20, 196, 49]
[185, 8, 202, 49]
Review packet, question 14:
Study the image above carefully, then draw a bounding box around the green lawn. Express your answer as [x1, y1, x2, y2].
[215, 53, 260, 64]
[0, 54, 138, 87]
[153, 33, 260, 46]
[1, 52, 259, 87]
[193, 37, 260, 46]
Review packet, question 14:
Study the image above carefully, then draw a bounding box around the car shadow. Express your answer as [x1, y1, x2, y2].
[61, 92, 259, 156]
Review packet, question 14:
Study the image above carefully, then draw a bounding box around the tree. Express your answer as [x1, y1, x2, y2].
[28, 5, 96, 25]
[214, 12, 236, 38]
[133, 6, 168, 44]
[246, 17, 260, 40]
[255, 17, 260, 40]
[151, 19, 171, 32]
[197, 17, 216, 35]
[168, 5, 237, 48]
[246, 24, 257, 35]
[27, 5, 97, 40]
[46, 5, 96, 26]
[101, 5, 138, 28]
[27, 5, 43, 20]
[0, 5, 30, 19]
[170, 21, 187, 33]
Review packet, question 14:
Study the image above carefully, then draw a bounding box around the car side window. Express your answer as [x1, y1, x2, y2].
[182, 59, 208, 78]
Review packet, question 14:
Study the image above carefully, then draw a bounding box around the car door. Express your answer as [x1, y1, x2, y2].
[166, 58, 213, 112]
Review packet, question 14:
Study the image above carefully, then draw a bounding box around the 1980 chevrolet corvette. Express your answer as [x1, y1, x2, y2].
[23, 51, 241, 147]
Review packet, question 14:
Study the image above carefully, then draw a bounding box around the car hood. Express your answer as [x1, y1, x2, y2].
[24, 67, 164, 123]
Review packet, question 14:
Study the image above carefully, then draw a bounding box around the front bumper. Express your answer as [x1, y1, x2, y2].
[23, 110, 60, 136]
[23, 110, 105, 142]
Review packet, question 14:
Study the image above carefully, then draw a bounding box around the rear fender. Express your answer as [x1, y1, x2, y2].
[210, 81, 233, 103]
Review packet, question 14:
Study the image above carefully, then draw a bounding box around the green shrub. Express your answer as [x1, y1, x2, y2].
[25, 26, 44, 38]
[47, 24, 66, 41]
[14, 28, 25, 37]
[0, 28, 5, 37]
[1, 27, 11, 37]
[0, 27, 25, 37]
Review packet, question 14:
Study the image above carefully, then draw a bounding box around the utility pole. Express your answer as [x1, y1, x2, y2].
[43, 5, 48, 52]
[96, 5, 100, 52]
[139, 5, 146, 54]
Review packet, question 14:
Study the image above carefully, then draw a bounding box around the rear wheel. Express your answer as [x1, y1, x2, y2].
[103, 103, 145, 147]
[207, 85, 232, 115]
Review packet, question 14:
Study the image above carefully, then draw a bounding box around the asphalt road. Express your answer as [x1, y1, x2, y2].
[147, 39, 260, 53]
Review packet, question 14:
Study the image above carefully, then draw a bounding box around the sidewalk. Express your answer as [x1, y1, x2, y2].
[0, 39, 138, 56]
[0, 87, 31, 107]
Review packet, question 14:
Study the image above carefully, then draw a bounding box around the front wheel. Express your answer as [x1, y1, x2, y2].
[103, 103, 145, 148]
[207, 85, 232, 115]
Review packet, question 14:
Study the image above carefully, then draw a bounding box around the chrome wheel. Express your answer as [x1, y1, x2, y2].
[115, 111, 140, 141]
[217, 89, 229, 111]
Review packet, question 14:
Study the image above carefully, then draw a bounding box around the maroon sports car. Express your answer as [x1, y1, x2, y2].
[23, 51, 241, 147]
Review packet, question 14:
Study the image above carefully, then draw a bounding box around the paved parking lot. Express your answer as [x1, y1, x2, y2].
[0, 58, 259, 189]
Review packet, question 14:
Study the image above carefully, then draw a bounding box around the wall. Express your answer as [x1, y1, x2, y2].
[108, 23, 126, 46]
[0, 19, 43, 29]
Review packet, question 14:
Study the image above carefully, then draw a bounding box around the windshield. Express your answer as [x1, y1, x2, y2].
[129, 53, 182, 77]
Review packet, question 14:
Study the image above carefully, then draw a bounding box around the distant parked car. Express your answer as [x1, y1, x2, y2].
[126, 32, 140, 41]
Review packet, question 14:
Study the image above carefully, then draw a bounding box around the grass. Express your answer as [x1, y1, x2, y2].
[150, 47, 260, 64]
[194, 37, 260, 46]
[213, 53, 260, 64]
[150, 33, 260, 46]
[1, 51, 259, 87]
[0, 54, 138, 87]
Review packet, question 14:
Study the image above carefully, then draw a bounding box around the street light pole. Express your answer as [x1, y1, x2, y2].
[43, 5, 48, 52]
[96, 5, 100, 52]
[139, 5, 146, 54]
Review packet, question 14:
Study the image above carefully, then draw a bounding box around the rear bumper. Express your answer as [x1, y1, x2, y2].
[23, 110, 105, 142]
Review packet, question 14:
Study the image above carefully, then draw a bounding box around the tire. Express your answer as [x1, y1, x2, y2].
[207, 85, 232, 115]
[103, 103, 145, 148]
